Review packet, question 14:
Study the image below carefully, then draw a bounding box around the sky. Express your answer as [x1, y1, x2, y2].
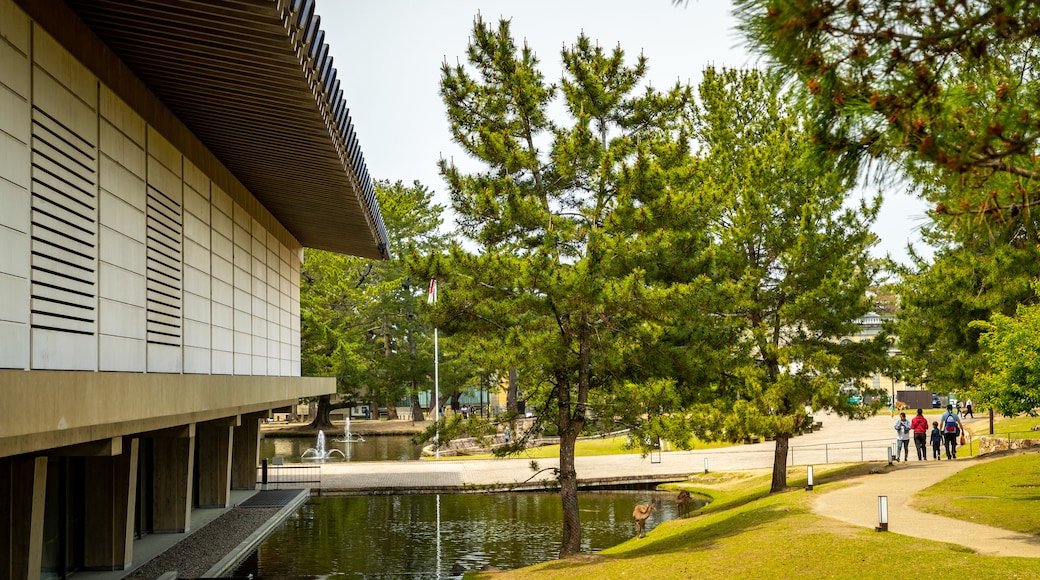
[317, 1, 932, 265]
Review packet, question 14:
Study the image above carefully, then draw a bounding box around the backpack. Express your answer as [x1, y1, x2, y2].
[944, 413, 958, 433]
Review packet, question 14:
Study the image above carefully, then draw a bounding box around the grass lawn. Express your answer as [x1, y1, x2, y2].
[468, 461, 1040, 580]
[977, 414, 1040, 438]
[913, 451, 1040, 535]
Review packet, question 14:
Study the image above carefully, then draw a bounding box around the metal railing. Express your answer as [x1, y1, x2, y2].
[258, 459, 322, 493]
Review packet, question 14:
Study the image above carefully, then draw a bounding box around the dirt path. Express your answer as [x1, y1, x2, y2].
[812, 456, 1040, 557]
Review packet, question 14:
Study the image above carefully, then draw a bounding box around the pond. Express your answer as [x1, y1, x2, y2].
[232, 490, 696, 579]
[261, 434, 423, 463]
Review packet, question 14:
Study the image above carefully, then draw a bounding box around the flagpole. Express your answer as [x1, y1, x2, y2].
[430, 279, 439, 460]
[434, 325, 439, 460]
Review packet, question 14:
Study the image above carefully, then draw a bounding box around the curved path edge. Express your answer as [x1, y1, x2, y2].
[812, 456, 1040, 558]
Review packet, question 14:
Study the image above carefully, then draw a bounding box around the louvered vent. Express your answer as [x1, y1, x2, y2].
[146, 183, 182, 346]
[30, 105, 97, 335]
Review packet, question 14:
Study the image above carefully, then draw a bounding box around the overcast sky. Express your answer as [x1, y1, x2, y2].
[317, 1, 932, 265]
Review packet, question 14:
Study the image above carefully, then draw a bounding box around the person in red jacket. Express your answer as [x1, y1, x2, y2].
[910, 408, 930, 460]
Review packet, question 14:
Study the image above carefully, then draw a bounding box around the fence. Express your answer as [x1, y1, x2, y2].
[257, 459, 322, 494]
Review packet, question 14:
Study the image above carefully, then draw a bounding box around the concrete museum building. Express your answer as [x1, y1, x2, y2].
[0, 0, 389, 576]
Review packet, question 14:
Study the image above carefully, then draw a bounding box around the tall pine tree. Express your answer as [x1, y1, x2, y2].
[685, 68, 889, 492]
[434, 17, 712, 556]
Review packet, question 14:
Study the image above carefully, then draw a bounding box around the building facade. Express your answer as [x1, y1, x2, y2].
[0, 0, 388, 576]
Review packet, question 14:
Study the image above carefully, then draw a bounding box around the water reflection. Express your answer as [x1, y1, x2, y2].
[235, 490, 693, 579]
[261, 434, 422, 463]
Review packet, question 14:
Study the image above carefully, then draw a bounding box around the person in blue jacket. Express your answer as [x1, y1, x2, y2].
[939, 404, 965, 459]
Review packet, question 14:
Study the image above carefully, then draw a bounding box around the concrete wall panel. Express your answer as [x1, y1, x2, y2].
[0, 319, 29, 369]
[183, 266, 210, 303]
[99, 263, 145, 308]
[212, 279, 233, 312]
[99, 86, 145, 147]
[234, 352, 250, 375]
[183, 191, 210, 234]
[183, 159, 208, 199]
[0, 225, 29, 278]
[184, 237, 210, 274]
[212, 322, 232, 351]
[0, 272, 28, 324]
[183, 318, 210, 349]
[0, 0, 30, 55]
[147, 343, 181, 373]
[100, 224, 146, 273]
[0, 132, 31, 210]
[31, 71, 96, 144]
[183, 292, 210, 326]
[99, 334, 144, 372]
[146, 126, 180, 177]
[184, 345, 210, 374]
[0, 81, 29, 140]
[99, 157, 146, 216]
[98, 298, 145, 339]
[32, 27, 96, 110]
[99, 181, 145, 238]
[212, 350, 233, 375]
[99, 121, 145, 177]
[147, 155, 182, 199]
[32, 328, 96, 370]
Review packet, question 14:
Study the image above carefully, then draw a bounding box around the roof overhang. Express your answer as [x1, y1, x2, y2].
[21, 0, 389, 259]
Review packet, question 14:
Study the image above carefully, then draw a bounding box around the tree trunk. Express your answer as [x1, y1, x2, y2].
[771, 434, 790, 493]
[386, 395, 399, 420]
[409, 388, 424, 422]
[506, 368, 519, 414]
[306, 395, 346, 430]
[558, 423, 582, 557]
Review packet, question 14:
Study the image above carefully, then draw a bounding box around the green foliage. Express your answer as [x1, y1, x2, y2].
[972, 281, 1040, 416]
[300, 180, 447, 412]
[895, 236, 1040, 394]
[434, 15, 710, 556]
[671, 68, 888, 491]
[733, 0, 1040, 234]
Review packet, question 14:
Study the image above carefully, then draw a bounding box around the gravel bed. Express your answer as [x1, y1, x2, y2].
[125, 507, 279, 579]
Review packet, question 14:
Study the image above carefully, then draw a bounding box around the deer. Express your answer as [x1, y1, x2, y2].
[633, 499, 660, 538]
[676, 490, 693, 517]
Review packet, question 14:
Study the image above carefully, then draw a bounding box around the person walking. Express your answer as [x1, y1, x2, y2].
[910, 408, 929, 460]
[894, 412, 912, 462]
[930, 420, 943, 460]
[940, 404, 965, 459]
[965, 399, 975, 419]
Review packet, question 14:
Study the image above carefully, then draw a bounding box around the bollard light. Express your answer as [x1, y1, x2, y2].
[704, 458, 709, 473]
[875, 495, 889, 532]
[805, 465, 814, 491]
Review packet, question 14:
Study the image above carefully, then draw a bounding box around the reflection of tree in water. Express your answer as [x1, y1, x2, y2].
[247, 491, 690, 577]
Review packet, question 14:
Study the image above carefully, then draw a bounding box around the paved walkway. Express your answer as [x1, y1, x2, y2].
[812, 454, 1040, 558]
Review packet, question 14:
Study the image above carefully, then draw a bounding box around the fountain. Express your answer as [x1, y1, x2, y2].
[301, 430, 346, 462]
[334, 415, 365, 443]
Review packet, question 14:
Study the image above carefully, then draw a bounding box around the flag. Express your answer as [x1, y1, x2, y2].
[428, 278, 437, 304]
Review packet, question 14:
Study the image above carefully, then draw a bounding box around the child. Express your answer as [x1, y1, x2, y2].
[930, 420, 943, 460]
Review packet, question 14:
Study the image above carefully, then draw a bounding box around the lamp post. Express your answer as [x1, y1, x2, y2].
[704, 458, 709, 474]
[805, 465, 814, 491]
[876, 496, 889, 531]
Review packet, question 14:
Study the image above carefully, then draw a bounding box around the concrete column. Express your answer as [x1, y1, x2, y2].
[0, 456, 47, 580]
[230, 412, 265, 490]
[151, 425, 195, 533]
[196, 422, 233, 508]
[83, 438, 139, 570]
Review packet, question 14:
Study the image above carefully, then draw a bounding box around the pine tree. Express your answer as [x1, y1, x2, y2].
[686, 68, 888, 492]
[434, 16, 709, 556]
